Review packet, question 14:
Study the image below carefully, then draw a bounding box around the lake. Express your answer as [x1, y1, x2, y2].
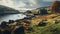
[0, 14, 26, 24]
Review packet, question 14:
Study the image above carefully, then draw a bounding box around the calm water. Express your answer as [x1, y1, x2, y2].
[0, 14, 26, 24]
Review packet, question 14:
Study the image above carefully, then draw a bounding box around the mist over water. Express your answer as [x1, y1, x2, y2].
[0, 14, 26, 24]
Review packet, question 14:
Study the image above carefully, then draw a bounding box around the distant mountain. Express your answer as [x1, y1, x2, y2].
[25, 6, 51, 15]
[0, 5, 20, 14]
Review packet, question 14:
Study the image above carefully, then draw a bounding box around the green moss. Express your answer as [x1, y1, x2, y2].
[25, 16, 60, 34]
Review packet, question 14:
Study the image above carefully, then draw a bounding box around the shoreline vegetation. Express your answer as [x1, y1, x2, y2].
[0, 13, 60, 34]
[0, 1, 60, 34]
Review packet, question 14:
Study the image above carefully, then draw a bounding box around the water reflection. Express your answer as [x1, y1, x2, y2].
[0, 14, 26, 24]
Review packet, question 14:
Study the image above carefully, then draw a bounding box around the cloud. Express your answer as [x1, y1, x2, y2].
[29, 0, 36, 6]
[43, 0, 60, 2]
[43, 0, 55, 2]
[0, 0, 14, 8]
[0, 0, 53, 10]
[29, 0, 52, 8]
[15, 1, 26, 9]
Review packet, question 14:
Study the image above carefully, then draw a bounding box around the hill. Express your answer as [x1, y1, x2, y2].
[0, 5, 20, 14]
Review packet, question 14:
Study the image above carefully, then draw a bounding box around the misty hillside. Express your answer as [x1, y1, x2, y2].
[25, 6, 51, 16]
[0, 5, 20, 14]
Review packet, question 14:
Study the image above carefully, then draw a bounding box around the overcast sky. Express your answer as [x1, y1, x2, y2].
[0, 0, 56, 10]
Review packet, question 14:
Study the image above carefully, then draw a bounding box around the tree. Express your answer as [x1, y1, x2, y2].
[40, 8, 48, 15]
[13, 26, 25, 34]
[1, 21, 8, 28]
